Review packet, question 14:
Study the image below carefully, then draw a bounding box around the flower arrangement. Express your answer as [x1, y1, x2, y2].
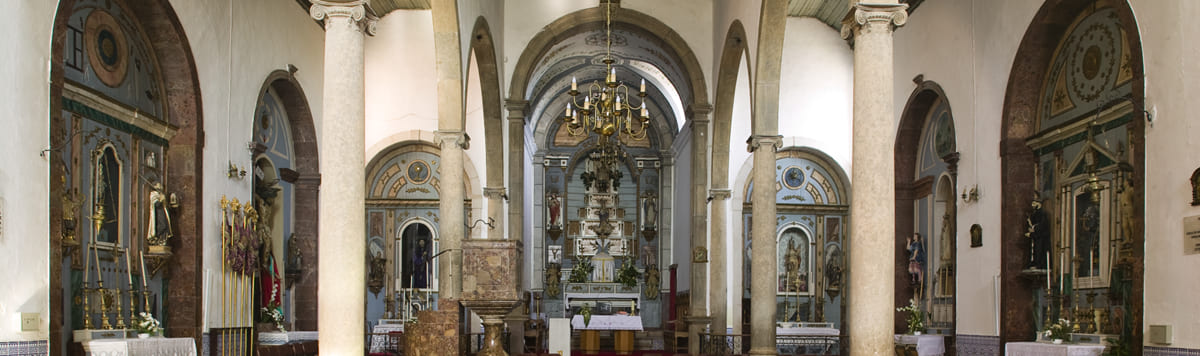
[615, 259, 641, 288]
[896, 298, 926, 334]
[261, 307, 286, 332]
[1043, 318, 1071, 342]
[135, 312, 162, 336]
[580, 303, 593, 327]
[568, 256, 593, 283]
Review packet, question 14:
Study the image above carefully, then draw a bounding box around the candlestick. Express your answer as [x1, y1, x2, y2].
[125, 248, 134, 288]
[140, 251, 148, 288]
[84, 240, 92, 286]
[1046, 252, 1051, 290]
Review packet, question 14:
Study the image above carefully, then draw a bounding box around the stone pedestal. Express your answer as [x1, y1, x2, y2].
[461, 239, 524, 356]
[841, 3, 907, 356]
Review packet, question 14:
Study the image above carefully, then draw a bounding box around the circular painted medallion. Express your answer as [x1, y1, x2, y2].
[84, 10, 129, 88]
[782, 166, 805, 190]
[407, 160, 431, 184]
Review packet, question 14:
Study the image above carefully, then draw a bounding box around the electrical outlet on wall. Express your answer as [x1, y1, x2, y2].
[20, 313, 38, 331]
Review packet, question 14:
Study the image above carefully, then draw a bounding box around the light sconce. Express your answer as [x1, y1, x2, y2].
[961, 185, 980, 203]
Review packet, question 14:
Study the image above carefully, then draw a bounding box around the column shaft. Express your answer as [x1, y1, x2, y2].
[709, 188, 732, 336]
[311, 1, 372, 353]
[843, 3, 907, 356]
[749, 136, 781, 355]
[688, 115, 711, 354]
[438, 132, 467, 300]
[505, 100, 528, 288]
[484, 187, 506, 239]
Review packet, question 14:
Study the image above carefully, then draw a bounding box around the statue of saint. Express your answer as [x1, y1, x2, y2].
[907, 233, 926, 285]
[1026, 198, 1050, 269]
[146, 183, 173, 246]
[940, 212, 954, 263]
[412, 238, 429, 288]
[1119, 179, 1137, 244]
[547, 192, 561, 227]
[643, 193, 657, 228]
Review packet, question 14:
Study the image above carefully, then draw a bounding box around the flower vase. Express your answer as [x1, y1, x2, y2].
[914, 331, 922, 336]
[1052, 339, 1063, 344]
[138, 333, 150, 339]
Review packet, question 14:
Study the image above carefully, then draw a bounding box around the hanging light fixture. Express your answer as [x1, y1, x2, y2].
[561, 1, 652, 157]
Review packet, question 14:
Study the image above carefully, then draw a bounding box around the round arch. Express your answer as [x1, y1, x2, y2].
[999, 0, 1144, 346]
[49, 0, 204, 350]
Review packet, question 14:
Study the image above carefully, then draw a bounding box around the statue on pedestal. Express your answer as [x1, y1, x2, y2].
[1026, 198, 1050, 270]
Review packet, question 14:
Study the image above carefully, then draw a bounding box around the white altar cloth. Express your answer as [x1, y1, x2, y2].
[895, 334, 946, 356]
[368, 323, 405, 353]
[83, 337, 197, 356]
[571, 315, 643, 330]
[1005, 341, 1106, 356]
[777, 327, 839, 336]
[287, 331, 319, 341]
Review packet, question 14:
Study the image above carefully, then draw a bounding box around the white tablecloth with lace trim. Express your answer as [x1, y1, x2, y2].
[369, 323, 405, 353]
[895, 334, 945, 356]
[1005, 341, 1105, 356]
[83, 337, 197, 356]
[571, 315, 644, 330]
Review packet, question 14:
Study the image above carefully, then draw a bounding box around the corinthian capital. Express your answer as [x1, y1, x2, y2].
[840, 3, 908, 41]
[746, 135, 783, 153]
[311, 0, 378, 35]
[435, 130, 470, 150]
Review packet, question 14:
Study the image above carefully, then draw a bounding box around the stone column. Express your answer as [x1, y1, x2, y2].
[505, 100, 528, 281]
[708, 188, 732, 335]
[437, 131, 469, 300]
[484, 187, 506, 239]
[293, 174, 321, 331]
[688, 106, 713, 354]
[310, 1, 374, 353]
[841, 3, 907, 356]
[748, 135, 782, 356]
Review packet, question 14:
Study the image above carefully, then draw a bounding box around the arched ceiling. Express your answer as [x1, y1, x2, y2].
[527, 26, 688, 137]
[787, 0, 923, 30]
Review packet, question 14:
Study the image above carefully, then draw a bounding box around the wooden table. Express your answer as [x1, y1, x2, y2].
[1005, 341, 1106, 356]
[572, 315, 643, 354]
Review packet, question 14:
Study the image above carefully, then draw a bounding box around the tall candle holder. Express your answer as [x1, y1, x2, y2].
[99, 287, 113, 330]
[113, 288, 126, 330]
[81, 287, 95, 330]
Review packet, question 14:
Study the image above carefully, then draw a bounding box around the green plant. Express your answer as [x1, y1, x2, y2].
[261, 307, 286, 332]
[568, 256, 593, 283]
[615, 259, 641, 288]
[1105, 337, 1130, 356]
[896, 299, 926, 334]
[1042, 318, 1071, 341]
[580, 303, 593, 327]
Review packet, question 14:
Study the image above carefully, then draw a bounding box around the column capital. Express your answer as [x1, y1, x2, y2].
[708, 189, 732, 201]
[840, 3, 908, 42]
[310, 0, 378, 35]
[505, 99, 530, 119]
[686, 103, 713, 121]
[746, 135, 783, 153]
[483, 187, 507, 200]
[434, 130, 470, 149]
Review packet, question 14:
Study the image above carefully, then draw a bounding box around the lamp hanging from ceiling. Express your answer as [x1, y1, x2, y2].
[560, 1, 652, 163]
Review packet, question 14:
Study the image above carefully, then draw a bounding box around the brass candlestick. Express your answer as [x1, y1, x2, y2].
[81, 287, 95, 330]
[114, 289, 126, 330]
[99, 286, 113, 330]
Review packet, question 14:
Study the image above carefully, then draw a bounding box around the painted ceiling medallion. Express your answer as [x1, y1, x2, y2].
[84, 9, 129, 88]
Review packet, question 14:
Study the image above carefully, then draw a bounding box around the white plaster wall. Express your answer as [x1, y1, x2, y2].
[778, 17, 852, 172]
[1131, 0, 1200, 349]
[623, 0, 714, 101]
[0, 0, 59, 341]
[502, 0, 593, 97]
[167, 0, 327, 330]
[365, 10, 440, 153]
[712, 0, 763, 83]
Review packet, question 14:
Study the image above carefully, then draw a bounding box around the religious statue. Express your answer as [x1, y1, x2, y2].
[642, 192, 658, 228]
[1026, 198, 1051, 270]
[412, 238, 430, 289]
[907, 233, 926, 285]
[644, 264, 660, 300]
[544, 263, 562, 297]
[286, 233, 303, 272]
[546, 192, 562, 227]
[1118, 178, 1137, 245]
[824, 254, 843, 293]
[146, 183, 174, 246]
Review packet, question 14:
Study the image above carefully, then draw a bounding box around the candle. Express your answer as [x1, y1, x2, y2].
[1046, 252, 1051, 290]
[94, 241, 104, 285]
[84, 240, 92, 286]
[126, 247, 134, 287]
[565, 103, 572, 117]
[571, 77, 577, 91]
[640, 78, 645, 93]
[140, 251, 148, 288]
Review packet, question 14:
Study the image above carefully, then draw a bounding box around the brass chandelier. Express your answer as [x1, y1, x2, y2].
[560, 1, 652, 153]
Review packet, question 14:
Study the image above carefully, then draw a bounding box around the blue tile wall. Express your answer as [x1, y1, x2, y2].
[1145, 346, 1200, 356]
[957, 334, 1001, 356]
[0, 340, 47, 356]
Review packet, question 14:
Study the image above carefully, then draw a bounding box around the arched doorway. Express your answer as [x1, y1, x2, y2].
[1000, 1, 1144, 352]
[48, 0, 204, 351]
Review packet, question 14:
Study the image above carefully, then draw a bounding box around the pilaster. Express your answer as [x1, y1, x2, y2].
[687, 104, 712, 354]
[708, 188, 732, 335]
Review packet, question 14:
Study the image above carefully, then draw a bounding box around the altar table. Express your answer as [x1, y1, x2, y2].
[895, 334, 945, 356]
[1005, 341, 1106, 356]
[83, 337, 197, 356]
[776, 327, 839, 355]
[572, 315, 643, 354]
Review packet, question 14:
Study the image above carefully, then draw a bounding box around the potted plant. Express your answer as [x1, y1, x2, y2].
[1043, 318, 1071, 344]
[896, 299, 926, 335]
[135, 312, 162, 338]
[261, 307, 286, 332]
[615, 259, 641, 289]
[568, 256, 593, 283]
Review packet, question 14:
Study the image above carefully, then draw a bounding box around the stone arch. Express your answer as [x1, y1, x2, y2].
[506, 4, 710, 112]
[365, 139, 483, 238]
[467, 16, 507, 237]
[712, 20, 751, 193]
[49, 0, 204, 350]
[999, 0, 1144, 347]
[893, 80, 957, 332]
[253, 70, 321, 331]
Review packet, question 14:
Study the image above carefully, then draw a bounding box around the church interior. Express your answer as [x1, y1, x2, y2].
[2, 0, 1199, 355]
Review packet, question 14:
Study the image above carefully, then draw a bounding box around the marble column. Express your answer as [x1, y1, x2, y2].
[841, 3, 907, 356]
[310, 1, 374, 353]
[437, 130, 469, 300]
[484, 187, 506, 239]
[748, 135, 782, 356]
[708, 188, 732, 336]
[688, 106, 713, 354]
[505, 100, 528, 282]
